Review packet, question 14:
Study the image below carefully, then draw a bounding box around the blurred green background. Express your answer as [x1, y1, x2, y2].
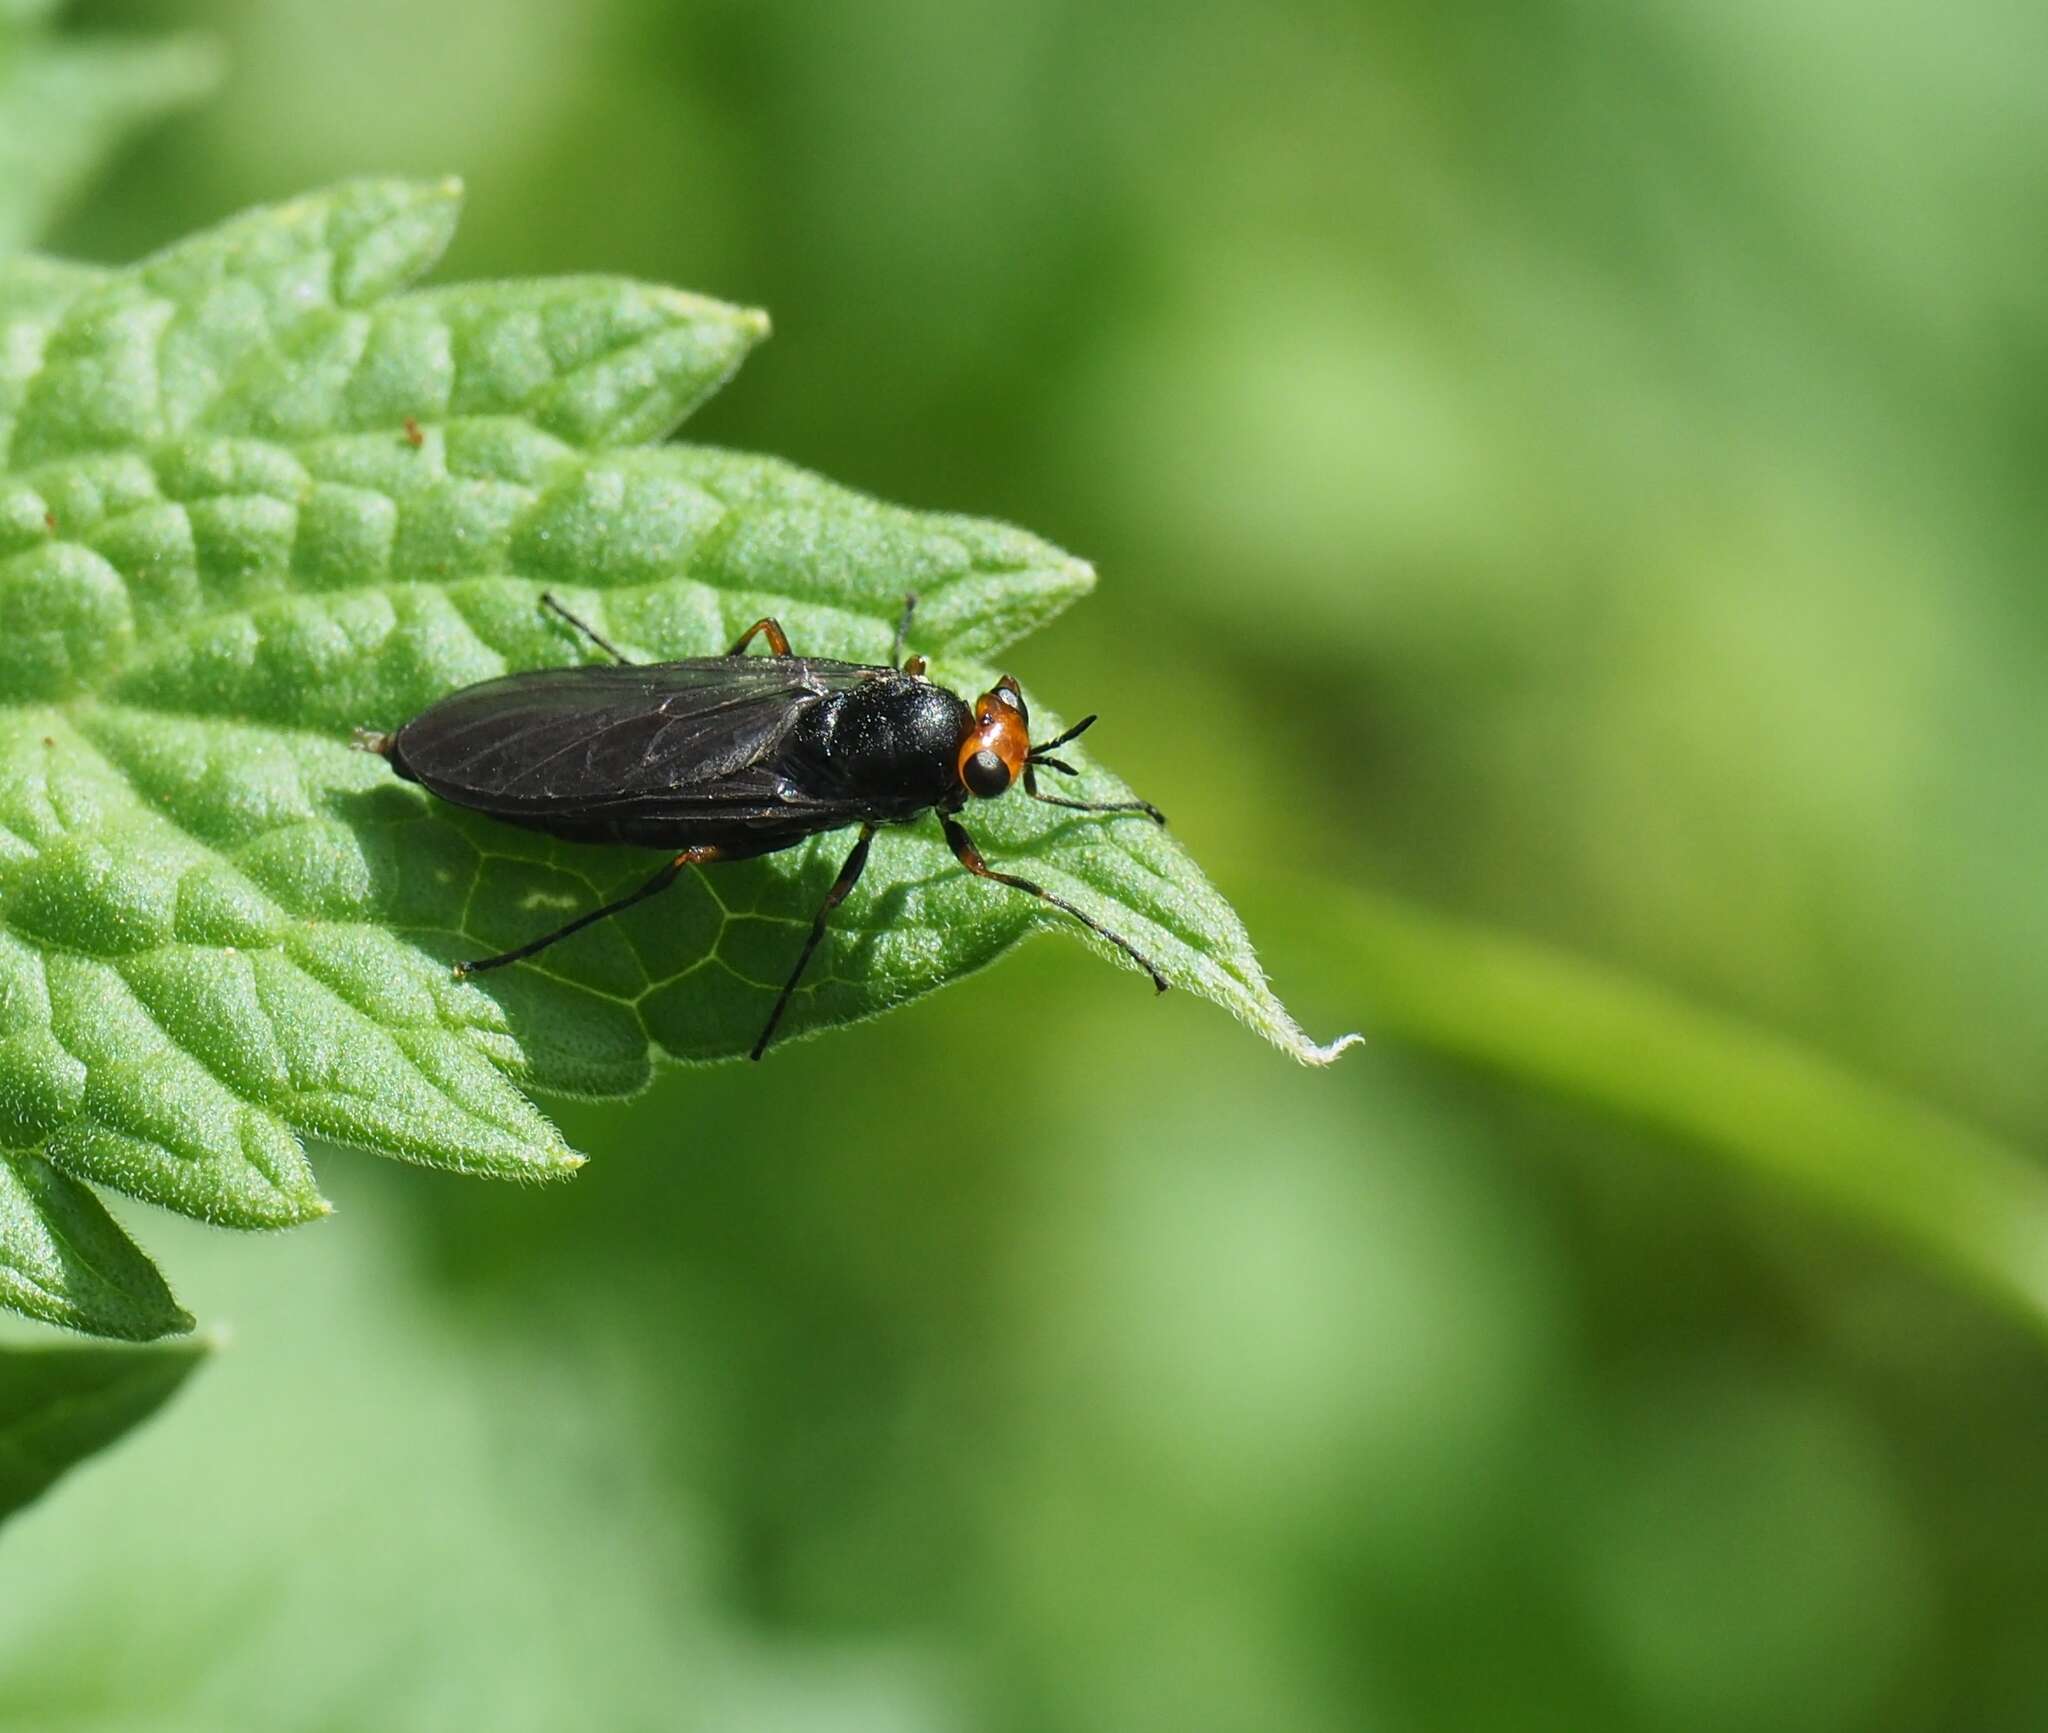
[5, 1, 2047, 1727]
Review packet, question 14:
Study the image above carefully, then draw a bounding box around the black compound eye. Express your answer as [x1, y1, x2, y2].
[963, 748, 1012, 798]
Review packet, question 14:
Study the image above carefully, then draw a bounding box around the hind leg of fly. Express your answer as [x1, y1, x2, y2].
[455, 847, 720, 976]
[750, 825, 877, 1060]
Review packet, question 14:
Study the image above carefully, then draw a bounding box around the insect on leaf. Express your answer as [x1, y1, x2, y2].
[0, 180, 1350, 1339]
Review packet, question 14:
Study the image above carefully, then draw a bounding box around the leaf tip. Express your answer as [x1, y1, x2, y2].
[1052, 556, 1099, 605]
[1302, 1030, 1366, 1066]
[326, 176, 465, 304]
[646, 285, 768, 343]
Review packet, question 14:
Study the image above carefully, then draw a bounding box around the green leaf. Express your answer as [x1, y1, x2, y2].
[0, 1338, 204, 1523]
[0, 180, 1348, 1336]
[0, 1152, 191, 1339]
[0, 6, 221, 253]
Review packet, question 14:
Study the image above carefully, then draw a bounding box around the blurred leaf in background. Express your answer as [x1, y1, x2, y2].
[0, 1339, 202, 1523]
[10, 0, 2048, 1729]
[0, 0, 216, 249]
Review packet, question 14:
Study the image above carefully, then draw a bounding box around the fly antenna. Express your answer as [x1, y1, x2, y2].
[1029, 714, 1096, 757]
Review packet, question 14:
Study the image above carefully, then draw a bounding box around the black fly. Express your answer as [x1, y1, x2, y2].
[353, 594, 1167, 1059]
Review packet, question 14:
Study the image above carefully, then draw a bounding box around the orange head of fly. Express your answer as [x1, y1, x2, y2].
[957, 675, 1031, 798]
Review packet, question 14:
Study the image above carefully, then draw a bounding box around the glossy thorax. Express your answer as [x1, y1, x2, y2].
[789, 669, 972, 819]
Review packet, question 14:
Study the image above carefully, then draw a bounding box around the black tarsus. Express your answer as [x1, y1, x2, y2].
[750, 824, 878, 1060]
[1022, 767, 1166, 824]
[455, 853, 700, 977]
[539, 592, 632, 665]
[939, 814, 1167, 992]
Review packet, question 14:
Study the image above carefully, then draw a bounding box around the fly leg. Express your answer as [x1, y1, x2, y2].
[1022, 761, 1166, 824]
[539, 593, 632, 664]
[751, 825, 877, 1060]
[939, 815, 1168, 992]
[455, 847, 720, 977]
[1023, 714, 1166, 822]
[728, 617, 793, 657]
[892, 593, 919, 670]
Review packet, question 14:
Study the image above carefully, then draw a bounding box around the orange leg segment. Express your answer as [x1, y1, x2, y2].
[728, 617, 793, 657]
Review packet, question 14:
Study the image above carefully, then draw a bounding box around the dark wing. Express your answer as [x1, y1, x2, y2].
[390, 656, 877, 819]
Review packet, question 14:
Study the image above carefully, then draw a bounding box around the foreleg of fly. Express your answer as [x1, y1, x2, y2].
[1021, 714, 1166, 823]
[751, 825, 878, 1060]
[939, 815, 1167, 992]
[1022, 760, 1166, 824]
[539, 592, 632, 664]
[455, 846, 719, 977]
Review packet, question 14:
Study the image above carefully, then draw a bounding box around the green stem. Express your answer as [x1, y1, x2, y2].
[1279, 880, 2048, 1341]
